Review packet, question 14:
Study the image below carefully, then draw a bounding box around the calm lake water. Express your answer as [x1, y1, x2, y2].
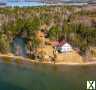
[0, 62, 96, 90]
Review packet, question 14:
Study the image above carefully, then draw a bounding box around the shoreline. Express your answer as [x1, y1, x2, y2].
[0, 54, 96, 66]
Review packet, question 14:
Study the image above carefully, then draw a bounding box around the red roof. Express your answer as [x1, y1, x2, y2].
[51, 39, 66, 47]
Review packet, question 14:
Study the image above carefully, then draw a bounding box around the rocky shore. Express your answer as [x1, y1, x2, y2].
[0, 53, 96, 66]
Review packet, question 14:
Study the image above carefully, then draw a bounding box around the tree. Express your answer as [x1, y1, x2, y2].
[48, 25, 62, 40]
[0, 34, 10, 53]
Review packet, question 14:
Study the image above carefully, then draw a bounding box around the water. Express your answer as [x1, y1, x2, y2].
[0, 62, 96, 90]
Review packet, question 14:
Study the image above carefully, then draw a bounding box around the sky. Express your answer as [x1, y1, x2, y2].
[0, 0, 46, 6]
[0, 0, 90, 7]
[7, 2, 46, 7]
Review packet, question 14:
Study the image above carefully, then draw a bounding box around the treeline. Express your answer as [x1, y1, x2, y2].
[0, 6, 96, 55]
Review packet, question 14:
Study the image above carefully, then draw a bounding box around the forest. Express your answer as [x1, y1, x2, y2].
[0, 6, 96, 58]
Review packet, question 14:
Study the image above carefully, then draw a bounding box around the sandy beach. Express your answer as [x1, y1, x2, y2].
[0, 54, 96, 66]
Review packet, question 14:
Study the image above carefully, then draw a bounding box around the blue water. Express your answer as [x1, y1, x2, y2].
[0, 62, 96, 90]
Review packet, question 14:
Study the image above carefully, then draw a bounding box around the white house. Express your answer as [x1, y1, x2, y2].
[58, 43, 73, 53]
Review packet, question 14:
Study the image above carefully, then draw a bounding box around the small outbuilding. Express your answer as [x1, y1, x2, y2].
[58, 43, 73, 53]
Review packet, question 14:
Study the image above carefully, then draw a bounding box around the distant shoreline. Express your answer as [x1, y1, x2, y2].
[0, 54, 96, 66]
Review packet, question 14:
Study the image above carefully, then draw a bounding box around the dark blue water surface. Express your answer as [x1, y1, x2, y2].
[0, 62, 96, 90]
